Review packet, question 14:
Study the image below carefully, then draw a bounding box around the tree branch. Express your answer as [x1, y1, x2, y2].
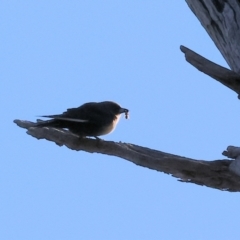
[180, 45, 240, 97]
[14, 119, 240, 192]
[186, 0, 240, 73]
[182, 1, 240, 97]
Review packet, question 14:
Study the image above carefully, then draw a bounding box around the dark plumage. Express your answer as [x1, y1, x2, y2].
[35, 101, 129, 137]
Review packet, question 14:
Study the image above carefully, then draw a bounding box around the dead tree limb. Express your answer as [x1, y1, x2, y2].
[14, 120, 240, 192]
[186, 0, 240, 73]
[180, 45, 240, 97]
[181, 1, 240, 98]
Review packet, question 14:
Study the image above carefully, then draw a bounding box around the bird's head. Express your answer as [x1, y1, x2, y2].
[101, 101, 129, 119]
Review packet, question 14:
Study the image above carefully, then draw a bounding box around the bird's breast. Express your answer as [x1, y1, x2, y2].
[100, 114, 121, 135]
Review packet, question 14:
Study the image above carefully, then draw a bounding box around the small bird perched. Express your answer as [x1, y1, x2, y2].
[35, 101, 129, 138]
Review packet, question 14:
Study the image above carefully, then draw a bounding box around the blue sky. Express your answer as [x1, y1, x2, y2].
[2, 1, 240, 239]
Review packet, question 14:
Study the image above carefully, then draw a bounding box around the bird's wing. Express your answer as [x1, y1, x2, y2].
[39, 102, 114, 124]
[40, 115, 89, 122]
[64, 103, 113, 124]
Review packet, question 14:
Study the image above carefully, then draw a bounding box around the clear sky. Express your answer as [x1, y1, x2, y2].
[2, 1, 240, 240]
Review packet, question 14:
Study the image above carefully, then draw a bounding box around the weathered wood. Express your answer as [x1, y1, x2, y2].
[186, 0, 240, 73]
[14, 119, 240, 192]
[180, 45, 240, 97]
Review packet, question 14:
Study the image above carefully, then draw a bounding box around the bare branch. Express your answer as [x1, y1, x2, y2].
[14, 119, 240, 192]
[180, 45, 240, 96]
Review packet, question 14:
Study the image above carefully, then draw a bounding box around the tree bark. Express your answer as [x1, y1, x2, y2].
[186, 0, 240, 73]
[182, 0, 240, 184]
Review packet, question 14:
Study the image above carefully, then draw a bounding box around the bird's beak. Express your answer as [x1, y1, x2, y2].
[119, 108, 129, 119]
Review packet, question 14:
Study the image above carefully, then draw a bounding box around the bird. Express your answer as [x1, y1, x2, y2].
[35, 101, 129, 138]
